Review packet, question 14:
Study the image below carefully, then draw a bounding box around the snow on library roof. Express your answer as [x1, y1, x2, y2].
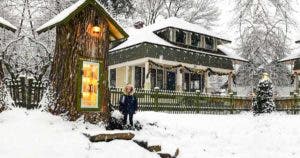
[111, 17, 247, 62]
[0, 17, 17, 32]
[36, 0, 128, 40]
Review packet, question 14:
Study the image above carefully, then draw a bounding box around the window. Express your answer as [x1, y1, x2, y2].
[157, 30, 169, 40]
[77, 60, 102, 110]
[135, 67, 145, 89]
[216, 39, 223, 46]
[151, 69, 157, 89]
[176, 30, 186, 44]
[205, 36, 214, 50]
[184, 73, 190, 91]
[157, 69, 163, 89]
[190, 73, 204, 92]
[167, 71, 176, 90]
[149, 69, 164, 89]
[109, 69, 116, 88]
[191, 33, 201, 47]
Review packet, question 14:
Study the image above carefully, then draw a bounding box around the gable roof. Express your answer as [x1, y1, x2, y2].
[151, 17, 231, 41]
[0, 17, 17, 32]
[110, 18, 247, 62]
[36, 0, 128, 41]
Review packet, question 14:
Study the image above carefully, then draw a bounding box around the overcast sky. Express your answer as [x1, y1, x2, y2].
[215, 0, 300, 48]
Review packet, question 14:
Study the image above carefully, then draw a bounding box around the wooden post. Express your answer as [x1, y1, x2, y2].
[144, 61, 151, 90]
[154, 87, 159, 111]
[295, 72, 299, 94]
[20, 76, 26, 108]
[27, 78, 33, 109]
[131, 66, 135, 86]
[228, 72, 233, 93]
[230, 92, 234, 114]
[125, 66, 129, 84]
[163, 66, 167, 90]
[204, 71, 209, 94]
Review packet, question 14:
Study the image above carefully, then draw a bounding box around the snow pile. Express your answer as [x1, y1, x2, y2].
[134, 112, 300, 158]
[0, 17, 17, 31]
[1, 108, 300, 158]
[0, 108, 158, 158]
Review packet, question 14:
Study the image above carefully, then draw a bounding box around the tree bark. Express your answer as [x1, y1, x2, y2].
[88, 133, 135, 142]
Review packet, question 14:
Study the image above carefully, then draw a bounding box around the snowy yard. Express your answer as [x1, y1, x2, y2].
[1, 108, 300, 158]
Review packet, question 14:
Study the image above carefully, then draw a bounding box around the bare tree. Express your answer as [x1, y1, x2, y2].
[133, 0, 164, 25]
[163, 0, 220, 28]
[232, 0, 296, 89]
[132, 0, 220, 28]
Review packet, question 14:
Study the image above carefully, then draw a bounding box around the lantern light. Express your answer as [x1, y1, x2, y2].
[92, 26, 101, 33]
[92, 17, 101, 33]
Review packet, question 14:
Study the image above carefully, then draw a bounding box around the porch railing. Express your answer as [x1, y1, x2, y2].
[110, 88, 300, 114]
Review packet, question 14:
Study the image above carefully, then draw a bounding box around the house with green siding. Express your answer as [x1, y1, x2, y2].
[280, 41, 300, 93]
[108, 17, 247, 93]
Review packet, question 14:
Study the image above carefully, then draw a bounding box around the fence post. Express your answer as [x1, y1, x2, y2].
[154, 87, 159, 112]
[294, 93, 298, 115]
[20, 76, 26, 108]
[230, 92, 234, 114]
[196, 90, 201, 113]
[27, 78, 33, 109]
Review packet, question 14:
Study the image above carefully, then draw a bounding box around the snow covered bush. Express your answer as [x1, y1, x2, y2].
[0, 83, 14, 112]
[253, 73, 275, 114]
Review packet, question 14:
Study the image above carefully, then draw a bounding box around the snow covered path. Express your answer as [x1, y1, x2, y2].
[1, 109, 300, 158]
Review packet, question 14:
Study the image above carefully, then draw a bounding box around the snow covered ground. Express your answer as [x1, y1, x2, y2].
[1, 108, 300, 158]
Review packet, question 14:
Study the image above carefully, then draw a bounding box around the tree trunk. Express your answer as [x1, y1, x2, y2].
[88, 133, 135, 142]
[50, 5, 110, 123]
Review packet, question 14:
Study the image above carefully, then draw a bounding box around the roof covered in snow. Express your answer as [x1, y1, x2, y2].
[36, 0, 128, 41]
[151, 17, 231, 41]
[0, 17, 17, 32]
[280, 48, 300, 62]
[110, 18, 247, 62]
[217, 44, 247, 62]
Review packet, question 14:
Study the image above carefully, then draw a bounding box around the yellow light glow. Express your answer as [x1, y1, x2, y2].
[81, 61, 100, 108]
[92, 26, 101, 33]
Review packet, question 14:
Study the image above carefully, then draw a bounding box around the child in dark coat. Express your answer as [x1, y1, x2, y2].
[119, 84, 138, 126]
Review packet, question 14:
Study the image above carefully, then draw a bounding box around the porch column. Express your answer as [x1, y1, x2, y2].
[125, 66, 129, 84]
[176, 68, 183, 91]
[228, 72, 233, 93]
[163, 66, 167, 90]
[204, 71, 209, 93]
[295, 72, 299, 93]
[131, 66, 135, 86]
[144, 61, 151, 90]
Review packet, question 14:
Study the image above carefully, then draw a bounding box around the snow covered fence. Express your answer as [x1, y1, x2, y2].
[110, 88, 300, 114]
[4, 77, 48, 109]
[110, 88, 252, 114]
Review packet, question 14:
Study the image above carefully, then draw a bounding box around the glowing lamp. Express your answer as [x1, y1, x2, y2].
[92, 26, 101, 33]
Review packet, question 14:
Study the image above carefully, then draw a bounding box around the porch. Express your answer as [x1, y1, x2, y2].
[109, 57, 234, 94]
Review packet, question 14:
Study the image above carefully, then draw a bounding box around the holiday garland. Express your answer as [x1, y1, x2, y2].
[147, 60, 233, 77]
